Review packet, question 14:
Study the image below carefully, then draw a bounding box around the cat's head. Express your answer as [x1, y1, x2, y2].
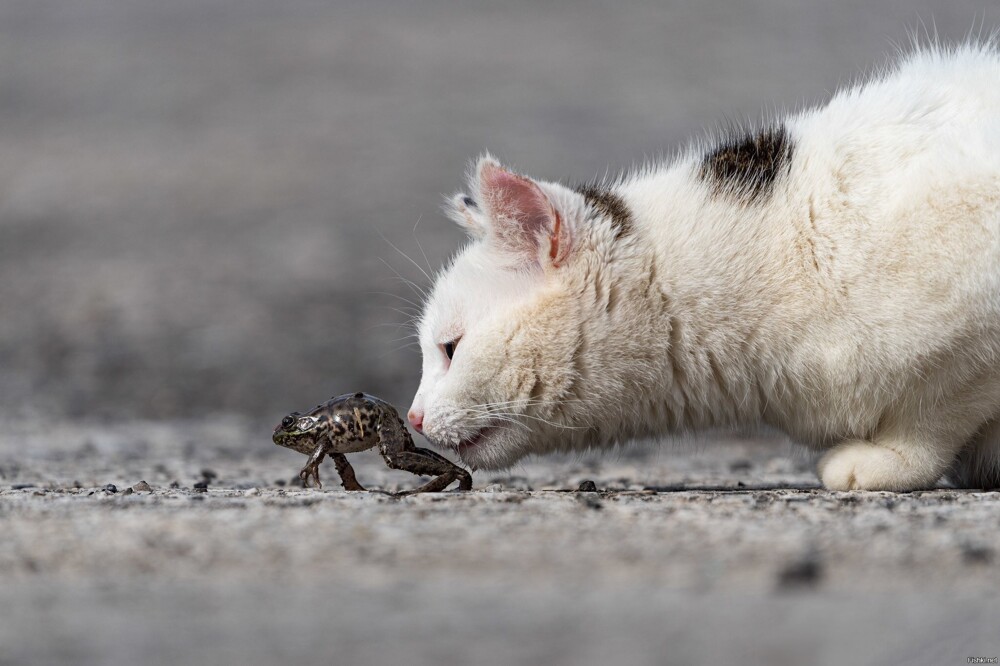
[409, 156, 638, 470]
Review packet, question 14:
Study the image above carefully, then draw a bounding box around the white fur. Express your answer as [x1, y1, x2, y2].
[412, 43, 1000, 490]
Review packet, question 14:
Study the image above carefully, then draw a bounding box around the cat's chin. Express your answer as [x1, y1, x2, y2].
[456, 426, 493, 455]
[452, 425, 520, 471]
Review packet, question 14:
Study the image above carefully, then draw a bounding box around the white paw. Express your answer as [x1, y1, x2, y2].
[817, 441, 934, 491]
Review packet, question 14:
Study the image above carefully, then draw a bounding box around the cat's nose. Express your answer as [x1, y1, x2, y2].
[407, 408, 424, 433]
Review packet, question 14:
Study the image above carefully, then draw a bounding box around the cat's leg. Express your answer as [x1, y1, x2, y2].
[817, 401, 984, 491]
[949, 418, 1000, 489]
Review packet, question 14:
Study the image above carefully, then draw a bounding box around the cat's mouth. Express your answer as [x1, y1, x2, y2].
[457, 424, 498, 454]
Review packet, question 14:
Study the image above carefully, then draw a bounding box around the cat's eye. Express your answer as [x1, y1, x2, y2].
[442, 339, 459, 361]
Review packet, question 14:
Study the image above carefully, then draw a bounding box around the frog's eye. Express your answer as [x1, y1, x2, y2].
[281, 415, 295, 428]
[296, 416, 318, 431]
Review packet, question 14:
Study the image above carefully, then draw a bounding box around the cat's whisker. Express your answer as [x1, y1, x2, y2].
[378, 230, 435, 288]
[464, 398, 581, 412]
[462, 406, 586, 431]
[377, 257, 429, 301]
[411, 214, 435, 279]
[378, 342, 421, 358]
[368, 290, 425, 311]
[386, 333, 421, 345]
[384, 306, 421, 322]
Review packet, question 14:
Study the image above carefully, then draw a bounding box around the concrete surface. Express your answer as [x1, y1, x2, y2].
[2, 421, 999, 665]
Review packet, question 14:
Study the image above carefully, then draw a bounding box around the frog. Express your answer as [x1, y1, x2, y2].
[272, 392, 473, 494]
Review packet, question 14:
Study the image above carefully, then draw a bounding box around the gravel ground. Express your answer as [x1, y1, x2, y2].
[2, 421, 999, 666]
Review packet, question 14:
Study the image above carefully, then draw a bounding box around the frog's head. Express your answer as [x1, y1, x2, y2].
[272, 409, 330, 455]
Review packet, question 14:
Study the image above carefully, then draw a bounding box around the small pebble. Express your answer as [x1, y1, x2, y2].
[193, 480, 209, 490]
[11, 483, 35, 490]
[122, 487, 133, 496]
[777, 556, 824, 590]
[578, 480, 598, 492]
[961, 543, 994, 565]
[170, 481, 181, 489]
[244, 488, 260, 497]
[103, 484, 118, 494]
[132, 481, 152, 492]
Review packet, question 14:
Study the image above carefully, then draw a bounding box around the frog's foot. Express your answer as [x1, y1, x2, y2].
[331, 453, 366, 491]
[299, 463, 322, 489]
[385, 447, 473, 495]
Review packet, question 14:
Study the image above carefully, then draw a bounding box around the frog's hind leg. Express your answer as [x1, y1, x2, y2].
[386, 449, 473, 494]
[331, 453, 366, 491]
[377, 414, 472, 494]
[380, 445, 473, 494]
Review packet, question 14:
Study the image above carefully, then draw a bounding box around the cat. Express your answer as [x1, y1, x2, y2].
[407, 43, 1000, 491]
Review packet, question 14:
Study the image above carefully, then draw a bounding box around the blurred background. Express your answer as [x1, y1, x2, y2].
[4, 0, 999, 428]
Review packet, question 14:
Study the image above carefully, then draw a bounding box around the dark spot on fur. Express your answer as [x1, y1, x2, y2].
[462, 196, 477, 209]
[576, 185, 633, 239]
[701, 125, 794, 204]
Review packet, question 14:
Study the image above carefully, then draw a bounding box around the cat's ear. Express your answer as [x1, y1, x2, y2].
[444, 193, 489, 240]
[474, 157, 572, 267]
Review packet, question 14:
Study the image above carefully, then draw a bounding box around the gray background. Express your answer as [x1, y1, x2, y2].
[3, 3, 1000, 666]
[4, 0, 999, 425]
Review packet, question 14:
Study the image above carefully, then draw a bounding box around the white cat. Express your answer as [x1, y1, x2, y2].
[408, 43, 1000, 491]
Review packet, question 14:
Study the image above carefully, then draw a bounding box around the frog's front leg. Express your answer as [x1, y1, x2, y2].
[377, 418, 472, 494]
[298, 444, 327, 488]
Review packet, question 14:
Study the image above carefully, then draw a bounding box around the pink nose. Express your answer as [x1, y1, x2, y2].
[407, 409, 424, 433]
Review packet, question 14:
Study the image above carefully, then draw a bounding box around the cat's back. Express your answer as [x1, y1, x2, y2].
[790, 44, 1000, 199]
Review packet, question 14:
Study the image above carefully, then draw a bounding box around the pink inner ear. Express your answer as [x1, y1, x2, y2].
[480, 164, 554, 251]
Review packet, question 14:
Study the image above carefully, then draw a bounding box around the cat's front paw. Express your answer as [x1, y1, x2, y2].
[817, 441, 932, 491]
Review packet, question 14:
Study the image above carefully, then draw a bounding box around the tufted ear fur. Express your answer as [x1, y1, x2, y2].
[444, 192, 489, 240]
[473, 157, 573, 267]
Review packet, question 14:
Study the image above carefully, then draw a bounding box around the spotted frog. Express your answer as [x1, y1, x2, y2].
[272, 392, 472, 493]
